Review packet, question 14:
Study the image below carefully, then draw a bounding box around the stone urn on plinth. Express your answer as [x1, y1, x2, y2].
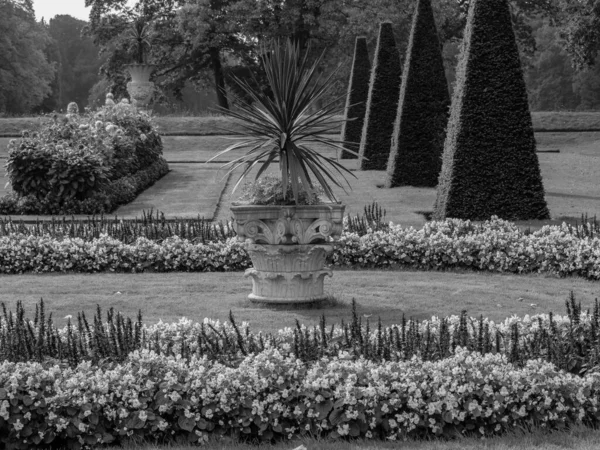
[126, 64, 155, 107]
[231, 204, 345, 304]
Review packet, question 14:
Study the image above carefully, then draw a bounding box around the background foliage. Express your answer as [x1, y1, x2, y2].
[2, 0, 600, 113]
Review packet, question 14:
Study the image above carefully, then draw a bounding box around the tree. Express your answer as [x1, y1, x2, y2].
[46, 15, 102, 110]
[0, 0, 55, 114]
[86, 0, 252, 108]
[526, 22, 579, 111]
[340, 37, 370, 160]
[386, 0, 450, 188]
[557, 0, 600, 69]
[358, 22, 402, 171]
[433, 0, 549, 221]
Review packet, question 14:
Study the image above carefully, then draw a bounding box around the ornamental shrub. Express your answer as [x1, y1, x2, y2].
[2, 100, 168, 215]
[340, 37, 371, 160]
[385, 0, 450, 188]
[1, 348, 599, 448]
[2, 217, 600, 279]
[358, 22, 402, 170]
[433, 0, 549, 221]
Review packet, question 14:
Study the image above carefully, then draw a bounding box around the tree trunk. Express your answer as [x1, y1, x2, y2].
[209, 46, 229, 110]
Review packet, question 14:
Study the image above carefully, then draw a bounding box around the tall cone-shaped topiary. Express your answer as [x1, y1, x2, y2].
[340, 37, 371, 160]
[433, 0, 549, 221]
[385, 0, 450, 188]
[358, 22, 402, 170]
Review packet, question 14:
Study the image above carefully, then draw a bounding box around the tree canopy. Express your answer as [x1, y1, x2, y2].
[0, 0, 55, 114]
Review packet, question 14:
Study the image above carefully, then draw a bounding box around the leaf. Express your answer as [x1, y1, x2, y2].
[315, 399, 333, 419]
[349, 420, 361, 437]
[329, 408, 345, 426]
[443, 411, 454, 423]
[178, 416, 195, 432]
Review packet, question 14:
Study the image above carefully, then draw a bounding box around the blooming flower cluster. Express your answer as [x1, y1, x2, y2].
[0, 234, 250, 274]
[1, 217, 600, 278]
[0, 348, 598, 448]
[1, 98, 167, 215]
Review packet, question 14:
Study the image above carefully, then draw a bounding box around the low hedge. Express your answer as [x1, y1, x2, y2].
[0, 159, 169, 215]
[0, 217, 600, 279]
[1, 348, 599, 448]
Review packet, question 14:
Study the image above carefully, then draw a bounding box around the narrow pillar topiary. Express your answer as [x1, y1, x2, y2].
[433, 0, 550, 221]
[340, 37, 371, 159]
[385, 0, 450, 188]
[358, 22, 402, 171]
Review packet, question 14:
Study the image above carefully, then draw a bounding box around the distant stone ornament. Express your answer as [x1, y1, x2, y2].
[126, 64, 155, 107]
[231, 204, 345, 304]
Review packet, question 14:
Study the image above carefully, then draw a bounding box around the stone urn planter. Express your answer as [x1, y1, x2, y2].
[231, 203, 345, 304]
[126, 64, 155, 107]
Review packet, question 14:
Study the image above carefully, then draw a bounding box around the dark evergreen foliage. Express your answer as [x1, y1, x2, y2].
[358, 22, 402, 171]
[385, 0, 450, 188]
[340, 37, 371, 159]
[341, 37, 371, 159]
[433, 0, 549, 221]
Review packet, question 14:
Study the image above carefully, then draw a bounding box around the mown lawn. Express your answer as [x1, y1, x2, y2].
[111, 426, 600, 450]
[1, 131, 600, 225]
[1, 270, 598, 332]
[2, 111, 600, 136]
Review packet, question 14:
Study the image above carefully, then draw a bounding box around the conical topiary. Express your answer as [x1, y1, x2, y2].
[433, 0, 549, 221]
[358, 22, 402, 171]
[385, 0, 450, 188]
[340, 37, 371, 159]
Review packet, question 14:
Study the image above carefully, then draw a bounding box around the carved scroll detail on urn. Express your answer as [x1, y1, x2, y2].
[235, 207, 344, 245]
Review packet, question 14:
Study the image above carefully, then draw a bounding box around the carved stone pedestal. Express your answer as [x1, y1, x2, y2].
[245, 244, 333, 303]
[231, 204, 345, 304]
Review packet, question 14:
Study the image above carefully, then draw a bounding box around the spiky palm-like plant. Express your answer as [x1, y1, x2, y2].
[126, 18, 152, 64]
[210, 40, 355, 205]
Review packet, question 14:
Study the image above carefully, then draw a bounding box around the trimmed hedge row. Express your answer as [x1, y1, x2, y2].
[1, 348, 599, 448]
[0, 217, 600, 278]
[0, 159, 169, 216]
[433, 0, 549, 221]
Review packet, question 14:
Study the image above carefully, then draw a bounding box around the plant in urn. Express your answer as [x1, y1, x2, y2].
[209, 40, 359, 304]
[125, 18, 155, 107]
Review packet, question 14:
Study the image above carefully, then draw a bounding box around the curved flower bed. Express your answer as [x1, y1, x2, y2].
[1, 218, 600, 278]
[1, 348, 599, 448]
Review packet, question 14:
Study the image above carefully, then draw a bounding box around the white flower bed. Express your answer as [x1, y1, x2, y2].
[1, 217, 600, 278]
[1, 348, 599, 448]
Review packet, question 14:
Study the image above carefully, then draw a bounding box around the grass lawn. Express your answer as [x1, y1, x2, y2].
[111, 426, 600, 450]
[3, 112, 600, 136]
[214, 131, 600, 227]
[113, 165, 228, 219]
[1, 131, 600, 225]
[1, 270, 598, 332]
